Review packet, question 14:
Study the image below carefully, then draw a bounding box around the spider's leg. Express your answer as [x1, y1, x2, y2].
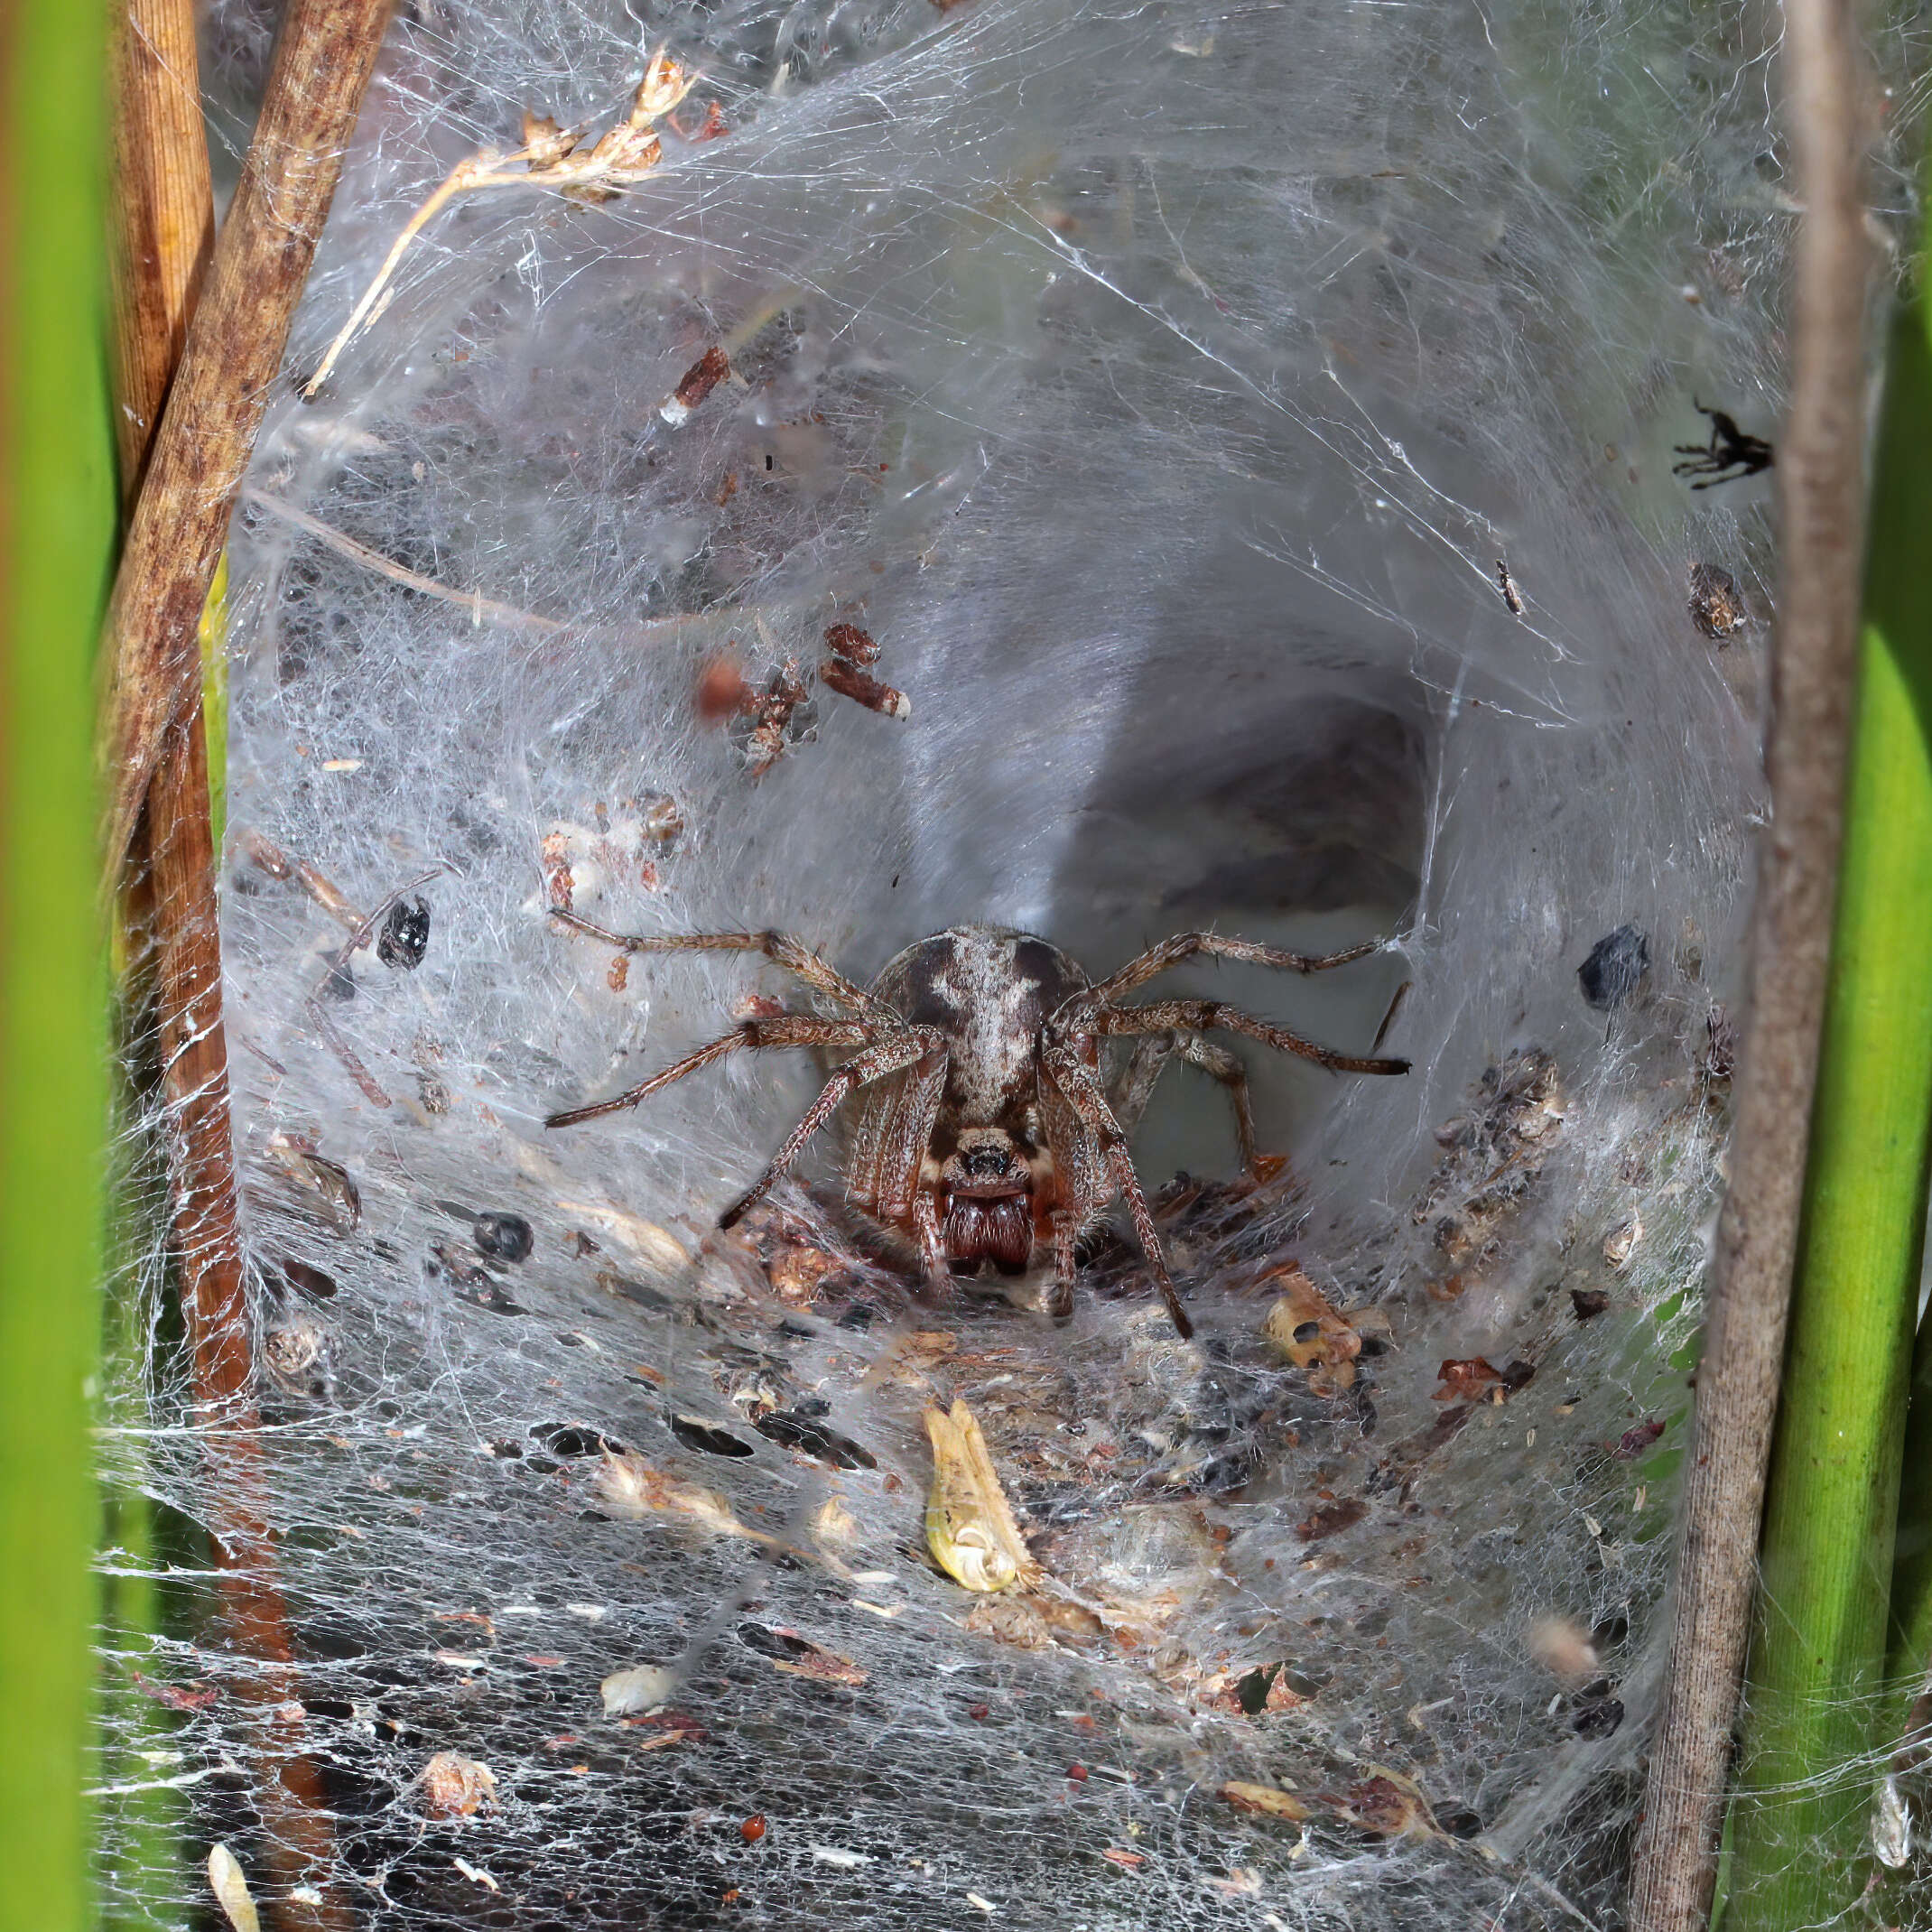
[719, 1029, 943, 1231]
[546, 910, 883, 1016]
[868, 1049, 948, 1225]
[1178, 1035, 1263, 1175]
[1047, 1212, 1079, 1320]
[1080, 930, 1389, 1008]
[545, 1013, 870, 1128]
[1091, 999, 1409, 1077]
[1110, 1030, 1266, 1176]
[1044, 1045, 1193, 1341]
[1109, 1031, 1175, 1135]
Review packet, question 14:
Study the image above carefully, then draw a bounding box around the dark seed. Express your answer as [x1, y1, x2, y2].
[670, 1415, 757, 1459]
[1234, 1664, 1280, 1714]
[1571, 1696, 1624, 1738]
[1614, 1418, 1666, 1460]
[281, 1258, 339, 1301]
[378, 896, 432, 970]
[474, 1212, 534, 1262]
[1577, 924, 1649, 1010]
[752, 1409, 876, 1470]
[1571, 1288, 1611, 1321]
[532, 1425, 623, 1459]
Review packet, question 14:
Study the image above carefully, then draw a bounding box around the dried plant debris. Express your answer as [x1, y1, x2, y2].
[595, 1450, 760, 1537]
[1220, 1780, 1313, 1822]
[1687, 561, 1749, 638]
[306, 52, 701, 397]
[1260, 1262, 1363, 1394]
[924, 1398, 1041, 1593]
[208, 1844, 262, 1932]
[264, 1131, 361, 1230]
[739, 1621, 868, 1686]
[417, 1751, 498, 1816]
[1414, 1047, 1563, 1283]
[659, 346, 732, 428]
[819, 656, 912, 722]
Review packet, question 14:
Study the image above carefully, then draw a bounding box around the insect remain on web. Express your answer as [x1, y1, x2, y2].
[1671, 397, 1774, 489]
[543, 917, 1409, 1339]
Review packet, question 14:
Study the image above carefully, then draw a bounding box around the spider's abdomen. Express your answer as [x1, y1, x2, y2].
[868, 925, 1089, 1128]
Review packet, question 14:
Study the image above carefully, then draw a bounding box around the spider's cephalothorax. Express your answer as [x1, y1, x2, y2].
[545, 916, 1409, 1339]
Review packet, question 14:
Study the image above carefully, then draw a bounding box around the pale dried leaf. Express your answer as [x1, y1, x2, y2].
[1219, 1781, 1311, 1821]
[209, 1844, 261, 1932]
[924, 1398, 1040, 1592]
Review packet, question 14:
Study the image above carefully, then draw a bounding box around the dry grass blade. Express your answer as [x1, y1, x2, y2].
[303, 50, 698, 398]
[100, 0, 398, 885]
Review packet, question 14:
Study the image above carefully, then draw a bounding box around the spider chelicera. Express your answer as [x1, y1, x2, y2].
[544, 915, 1408, 1338]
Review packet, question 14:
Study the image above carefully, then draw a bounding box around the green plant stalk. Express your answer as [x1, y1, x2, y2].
[0, 4, 118, 1932]
[1884, 274, 1932, 1742]
[1889, 1308, 1932, 1712]
[1723, 277, 1932, 1928]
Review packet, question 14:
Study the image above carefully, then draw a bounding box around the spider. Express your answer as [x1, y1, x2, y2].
[1672, 397, 1774, 489]
[544, 915, 1408, 1339]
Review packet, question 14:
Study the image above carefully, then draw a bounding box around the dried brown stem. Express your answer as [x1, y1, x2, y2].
[101, 0, 397, 884]
[242, 488, 566, 634]
[107, 5, 377, 1924]
[1627, 0, 1872, 1925]
[107, 0, 211, 497]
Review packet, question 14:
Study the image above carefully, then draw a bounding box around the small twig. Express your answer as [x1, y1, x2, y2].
[1626, 0, 1872, 1918]
[303, 1000, 393, 1110]
[101, 0, 397, 884]
[303, 50, 698, 398]
[242, 489, 564, 635]
[241, 829, 364, 929]
[300, 864, 447, 1109]
[242, 487, 737, 644]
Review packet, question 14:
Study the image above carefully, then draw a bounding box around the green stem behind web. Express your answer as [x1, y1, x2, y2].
[0, 2, 118, 1929]
[1723, 265, 1932, 1929]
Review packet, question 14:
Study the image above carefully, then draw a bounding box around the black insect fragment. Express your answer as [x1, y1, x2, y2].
[474, 1211, 534, 1262]
[753, 1409, 877, 1470]
[1577, 924, 1649, 1010]
[1672, 398, 1774, 488]
[428, 1242, 525, 1315]
[378, 895, 432, 969]
[669, 1415, 757, 1459]
[1571, 1288, 1611, 1322]
[1571, 1695, 1625, 1738]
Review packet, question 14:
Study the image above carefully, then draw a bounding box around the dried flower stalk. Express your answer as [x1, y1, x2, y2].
[304, 51, 699, 399]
